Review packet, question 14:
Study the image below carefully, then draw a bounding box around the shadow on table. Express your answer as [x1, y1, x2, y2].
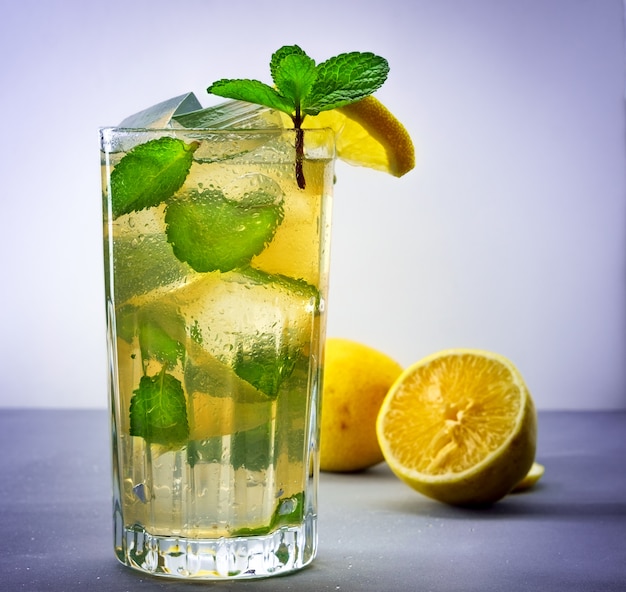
[328, 451, 626, 522]
[386, 485, 626, 521]
[14, 556, 323, 592]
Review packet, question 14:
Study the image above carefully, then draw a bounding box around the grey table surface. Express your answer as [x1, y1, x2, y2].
[1, 408, 624, 592]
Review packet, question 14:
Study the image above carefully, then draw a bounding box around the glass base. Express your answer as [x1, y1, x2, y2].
[114, 517, 317, 580]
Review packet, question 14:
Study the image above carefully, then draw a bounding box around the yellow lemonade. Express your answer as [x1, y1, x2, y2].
[102, 127, 334, 577]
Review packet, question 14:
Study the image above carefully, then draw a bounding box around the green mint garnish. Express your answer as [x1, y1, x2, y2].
[129, 370, 189, 445]
[232, 492, 304, 537]
[208, 45, 389, 120]
[186, 423, 273, 471]
[110, 137, 199, 218]
[164, 186, 284, 273]
[233, 340, 298, 398]
[272, 492, 304, 529]
[207, 45, 389, 188]
[138, 315, 185, 369]
[230, 422, 273, 471]
[238, 266, 321, 310]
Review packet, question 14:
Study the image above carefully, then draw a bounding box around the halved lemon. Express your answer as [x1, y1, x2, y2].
[281, 96, 415, 177]
[376, 349, 537, 506]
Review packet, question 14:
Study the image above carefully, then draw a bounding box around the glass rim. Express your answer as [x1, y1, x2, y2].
[99, 125, 336, 161]
[99, 126, 336, 134]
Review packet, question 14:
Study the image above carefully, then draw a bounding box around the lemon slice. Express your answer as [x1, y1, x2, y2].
[281, 96, 415, 176]
[512, 461, 545, 492]
[376, 349, 537, 506]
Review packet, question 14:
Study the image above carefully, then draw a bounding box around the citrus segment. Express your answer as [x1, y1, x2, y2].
[281, 96, 415, 176]
[512, 461, 545, 492]
[376, 349, 537, 505]
[335, 96, 415, 176]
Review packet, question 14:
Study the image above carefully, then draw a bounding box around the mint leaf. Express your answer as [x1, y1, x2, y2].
[233, 338, 298, 397]
[273, 54, 317, 108]
[129, 371, 189, 445]
[138, 313, 185, 368]
[110, 137, 199, 218]
[187, 422, 275, 473]
[186, 437, 222, 468]
[231, 492, 305, 536]
[271, 492, 304, 529]
[165, 186, 284, 273]
[238, 266, 321, 308]
[207, 79, 294, 114]
[304, 52, 389, 114]
[231, 422, 272, 471]
[270, 45, 307, 81]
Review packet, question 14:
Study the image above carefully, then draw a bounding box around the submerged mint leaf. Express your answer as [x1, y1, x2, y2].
[165, 186, 284, 273]
[110, 137, 198, 218]
[138, 313, 185, 368]
[187, 437, 222, 468]
[271, 492, 304, 529]
[231, 492, 305, 537]
[304, 52, 389, 114]
[233, 339, 298, 398]
[231, 422, 272, 471]
[129, 371, 189, 445]
[238, 266, 321, 309]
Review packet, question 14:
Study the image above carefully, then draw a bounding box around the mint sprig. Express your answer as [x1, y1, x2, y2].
[207, 45, 389, 188]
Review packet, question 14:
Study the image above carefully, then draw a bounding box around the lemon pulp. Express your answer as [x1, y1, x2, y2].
[376, 349, 537, 505]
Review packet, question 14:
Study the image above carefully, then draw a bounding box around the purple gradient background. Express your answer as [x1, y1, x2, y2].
[0, 0, 624, 409]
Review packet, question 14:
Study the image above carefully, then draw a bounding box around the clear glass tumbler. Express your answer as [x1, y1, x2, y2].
[100, 126, 335, 579]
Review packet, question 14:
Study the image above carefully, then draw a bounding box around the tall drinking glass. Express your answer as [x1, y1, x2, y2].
[100, 125, 335, 579]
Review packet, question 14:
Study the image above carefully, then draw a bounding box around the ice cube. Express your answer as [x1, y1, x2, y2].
[145, 268, 317, 398]
[109, 206, 191, 307]
[115, 94, 284, 132]
[172, 99, 283, 130]
[118, 92, 202, 128]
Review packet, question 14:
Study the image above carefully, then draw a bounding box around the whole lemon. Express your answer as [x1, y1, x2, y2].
[320, 338, 403, 472]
